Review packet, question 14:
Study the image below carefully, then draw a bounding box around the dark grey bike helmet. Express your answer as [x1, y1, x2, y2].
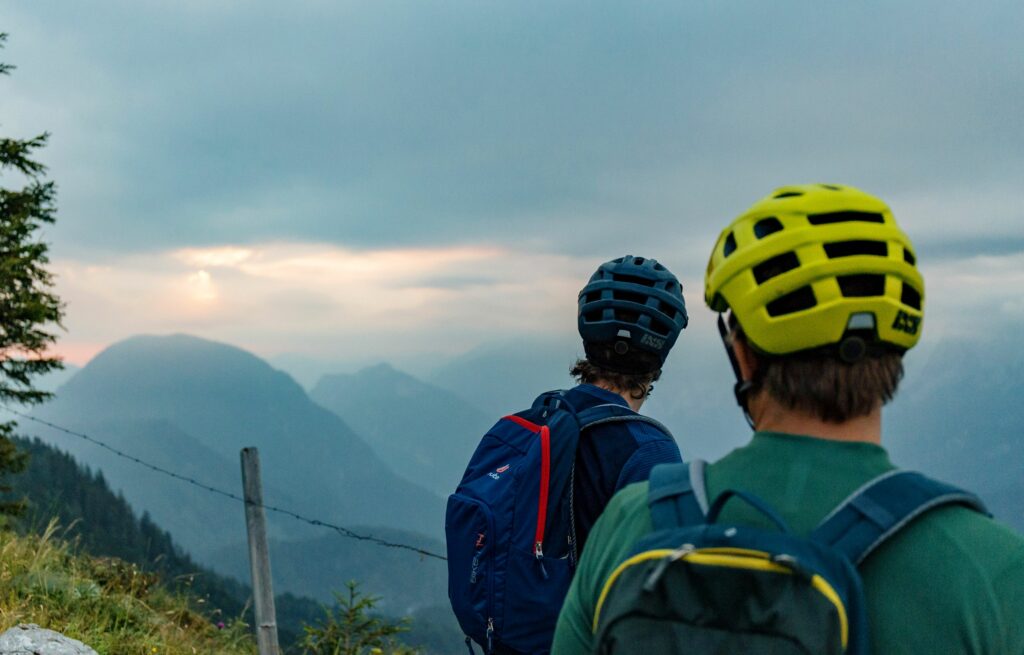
[578, 255, 688, 374]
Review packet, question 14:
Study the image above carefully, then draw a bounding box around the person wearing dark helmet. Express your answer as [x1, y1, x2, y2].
[551, 185, 1024, 655]
[567, 255, 689, 555]
[446, 255, 688, 655]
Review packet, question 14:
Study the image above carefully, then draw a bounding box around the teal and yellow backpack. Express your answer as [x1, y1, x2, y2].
[592, 460, 987, 654]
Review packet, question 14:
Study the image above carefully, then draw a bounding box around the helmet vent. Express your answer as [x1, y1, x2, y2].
[774, 191, 803, 199]
[901, 283, 922, 310]
[766, 285, 816, 317]
[613, 273, 657, 288]
[819, 184, 842, 191]
[657, 300, 678, 319]
[650, 320, 672, 337]
[614, 309, 640, 324]
[585, 291, 601, 303]
[633, 257, 645, 265]
[807, 211, 885, 225]
[753, 252, 800, 284]
[723, 232, 737, 257]
[903, 249, 916, 266]
[584, 310, 602, 323]
[613, 290, 648, 305]
[754, 217, 784, 239]
[824, 240, 888, 258]
[653, 262, 665, 271]
[837, 274, 886, 297]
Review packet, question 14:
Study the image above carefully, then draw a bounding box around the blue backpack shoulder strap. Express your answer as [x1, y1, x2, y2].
[811, 470, 990, 565]
[575, 403, 675, 439]
[646, 460, 709, 531]
[531, 389, 577, 415]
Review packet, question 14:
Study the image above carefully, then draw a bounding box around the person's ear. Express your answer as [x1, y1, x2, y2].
[732, 337, 759, 383]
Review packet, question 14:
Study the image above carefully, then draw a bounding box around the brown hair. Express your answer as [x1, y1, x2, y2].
[570, 358, 661, 401]
[739, 332, 904, 423]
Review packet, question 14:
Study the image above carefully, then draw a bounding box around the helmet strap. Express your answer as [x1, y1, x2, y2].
[718, 314, 756, 430]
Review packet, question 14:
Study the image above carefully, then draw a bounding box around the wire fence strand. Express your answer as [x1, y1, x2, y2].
[2, 405, 447, 561]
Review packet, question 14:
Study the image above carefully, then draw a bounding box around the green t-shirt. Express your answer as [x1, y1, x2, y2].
[552, 432, 1024, 655]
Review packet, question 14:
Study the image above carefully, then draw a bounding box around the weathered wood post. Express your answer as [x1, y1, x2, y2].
[241, 447, 281, 655]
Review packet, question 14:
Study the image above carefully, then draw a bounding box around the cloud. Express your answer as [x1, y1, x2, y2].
[5, 1, 1021, 367]
[919, 251, 1024, 340]
[52, 242, 598, 364]
[50, 240, 1024, 368]
[2, 1, 1021, 263]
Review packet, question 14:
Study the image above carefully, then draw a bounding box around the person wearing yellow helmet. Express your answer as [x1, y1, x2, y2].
[550, 185, 1024, 655]
[705, 183, 923, 429]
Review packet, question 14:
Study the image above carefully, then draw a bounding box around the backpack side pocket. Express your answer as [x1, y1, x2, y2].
[446, 494, 498, 645]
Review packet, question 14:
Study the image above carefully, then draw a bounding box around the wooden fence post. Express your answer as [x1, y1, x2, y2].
[241, 447, 281, 655]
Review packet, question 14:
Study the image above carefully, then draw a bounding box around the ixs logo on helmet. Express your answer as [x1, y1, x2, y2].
[640, 334, 666, 351]
[892, 310, 921, 335]
[488, 464, 511, 480]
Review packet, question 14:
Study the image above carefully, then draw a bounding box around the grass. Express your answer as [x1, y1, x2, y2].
[0, 520, 255, 655]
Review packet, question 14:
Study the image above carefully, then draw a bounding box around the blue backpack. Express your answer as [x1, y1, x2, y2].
[591, 460, 989, 654]
[446, 391, 672, 655]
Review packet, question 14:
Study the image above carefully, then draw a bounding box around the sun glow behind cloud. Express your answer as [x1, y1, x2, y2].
[53, 242, 598, 366]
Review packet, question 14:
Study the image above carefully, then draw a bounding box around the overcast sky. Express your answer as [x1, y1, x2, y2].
[2, 1, 1022, 374]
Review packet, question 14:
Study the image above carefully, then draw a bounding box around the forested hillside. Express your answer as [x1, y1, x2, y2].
[10, 438, 248, 617]
[5, 437, 461, 652]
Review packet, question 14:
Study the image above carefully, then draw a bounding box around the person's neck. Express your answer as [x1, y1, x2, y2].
[592, 380, 645, 412]
[749, 392, 881, 444]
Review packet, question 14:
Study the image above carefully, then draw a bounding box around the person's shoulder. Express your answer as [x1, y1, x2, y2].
[868, 503, 1024, 594]
[619, 413, 675, 446]
[604, 480, 652, 519]
[948, 507, 1023, 571]
[907, 505, 1024, 564]
[864, 505, 1024, 650]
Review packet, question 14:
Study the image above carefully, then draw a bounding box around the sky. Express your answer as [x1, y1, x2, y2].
[2, 1, 1022, 378]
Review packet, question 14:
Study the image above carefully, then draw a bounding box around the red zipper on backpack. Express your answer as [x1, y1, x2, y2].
[535, 425, 551, 562]
[501, 415, 552, 575]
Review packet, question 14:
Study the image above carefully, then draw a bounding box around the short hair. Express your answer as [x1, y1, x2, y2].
[737, 329, 904, 423]
[570, 358, 661, 401]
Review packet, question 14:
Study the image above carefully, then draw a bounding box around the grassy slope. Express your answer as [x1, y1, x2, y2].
[0, 522, 255, 655]
[6, 437, 457, 654]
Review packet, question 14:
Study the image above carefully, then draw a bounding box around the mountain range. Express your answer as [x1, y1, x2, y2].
[26, 335, 446, 565]
[18, 328, 1021, 640]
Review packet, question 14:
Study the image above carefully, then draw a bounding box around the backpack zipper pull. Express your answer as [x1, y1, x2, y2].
[643, 543, 694, 592]
[534, 542, 549, 579]
[486, 618, 495, 653]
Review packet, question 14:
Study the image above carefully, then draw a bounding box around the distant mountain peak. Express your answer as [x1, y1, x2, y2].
[359, 362, 402, 377]
[310, 365, 491, 495]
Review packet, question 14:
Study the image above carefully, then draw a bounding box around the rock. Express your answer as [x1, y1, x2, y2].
[0, 624, 98, 655]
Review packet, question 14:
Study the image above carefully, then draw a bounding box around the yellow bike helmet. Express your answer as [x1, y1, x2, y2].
[705, 184, 923, 360]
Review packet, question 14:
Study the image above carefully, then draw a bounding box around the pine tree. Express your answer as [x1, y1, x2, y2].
[0, 33, 65, 517]
[300, 581, 420, 655]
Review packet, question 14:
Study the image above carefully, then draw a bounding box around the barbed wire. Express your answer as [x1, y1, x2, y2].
[1, 405, 448, 561]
